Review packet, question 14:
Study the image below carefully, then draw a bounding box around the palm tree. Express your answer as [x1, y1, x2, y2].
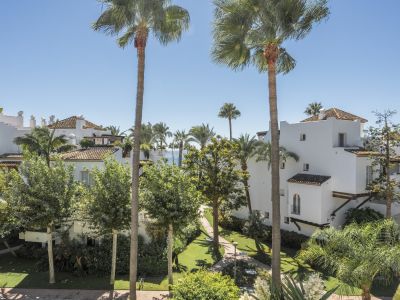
[218, 103, 241, 140]
[234, 134, 262, 214]
[300, 220, 400, 300]
[256, 142, 299, 169]
[14, 127, 75, 166]
[153, 122, 172, 150]
[304, 102, 323, 116]
[212, 0, 329, 286]
[93, 1, 189, 296]
[174, 130, 191, 167]
[107, 125, 123, 136]
[189, 124, 216, 149]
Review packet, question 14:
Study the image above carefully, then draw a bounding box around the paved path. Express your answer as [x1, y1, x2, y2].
[0, 288, 169, 300]
[199, 207, 270, 272]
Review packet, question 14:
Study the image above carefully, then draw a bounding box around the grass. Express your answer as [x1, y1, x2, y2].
[0, 228, 219, 291]
[204, 208, 399, 298]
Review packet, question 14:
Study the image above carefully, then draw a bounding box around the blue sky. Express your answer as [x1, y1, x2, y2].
[1, 0, 399, 137]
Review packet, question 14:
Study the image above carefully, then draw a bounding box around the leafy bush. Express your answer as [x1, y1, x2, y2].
[219, 214, 246, 232]
[243, 211, 270, 242]
[280, 230, 308, 249]
[344, 207, 383, 226]
[172, 270, 240, 300]
[18, 234, 168, 277]
[79, 138, 95, 149]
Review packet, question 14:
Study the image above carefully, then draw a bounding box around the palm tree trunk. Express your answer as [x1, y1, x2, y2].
[361, 285, 371, 300]
[167, 224, 174, 288]
[110, 229, 118, 285]
[47, 223, 55, 284]
[385, 126, 392, 218]
[212, 197, 220, 258]
[242, 163, 252, 214]
[178, 142, 183, 167]
[265, 44, 281, 288]
[229, 117, 232, 141]
[130, 33, 147, 300]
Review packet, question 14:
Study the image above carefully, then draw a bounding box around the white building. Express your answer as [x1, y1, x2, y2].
[241, 108, 400, 236]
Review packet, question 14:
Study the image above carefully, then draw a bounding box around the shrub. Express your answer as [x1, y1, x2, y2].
[242, 211, 270, 242]
[344, 207, 383, 226]
[79, 138, 95, 149]
[280, 230, 308, 249]
[219, 214, 246, 233]
[172, 271, 240, 300]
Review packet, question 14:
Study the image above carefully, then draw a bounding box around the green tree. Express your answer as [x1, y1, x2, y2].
[366, 110, 400, 218]
[107, 125, 123, 136]
[344, 207, 383, 226]
[212, 0, 329, 286]
[14, 127, 75, 166]
[5, 154, 76, 284]
[94, 1, 190, 296]
[234, 134, 262, 213]
[184, 138, 245, 256]
[115, 136, 134, 158]
[218, 103, 241, 140]
[83, 159, 131, 285]
[299, 220, 400, 300]
[80, 138, 95, 149]
[304, 102, 323, 116]
[153, 122, 172, 150]
[174, 130, 191, 167]
[140, 162, 201, 287]
[172, 270, 240, 300]
[189, 124, 216, 149]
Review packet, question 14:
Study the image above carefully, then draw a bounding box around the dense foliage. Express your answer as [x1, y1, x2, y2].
[172, 271, 240, 300]
[344, 207, 384, 226]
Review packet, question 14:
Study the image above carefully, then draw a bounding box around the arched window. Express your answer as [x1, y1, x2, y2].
[292, 194, 301, 215]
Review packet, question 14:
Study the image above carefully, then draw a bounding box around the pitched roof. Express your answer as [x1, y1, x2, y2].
[288, 173, 331, 186]
[58, 147, 118, 161]
[0, 161, 21, 168]
[48, 116, 106, 131]
[301, 108, 368, 123]
[0, 153, 23, 159]
[344, 148, 380, 157]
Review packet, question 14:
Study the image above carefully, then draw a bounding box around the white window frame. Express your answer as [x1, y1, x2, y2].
[303, 163, 310, 172]
[81, 170, 91, 186]
[300, 134, 306, 141]
[338, 133, 346, 147]
[292, 194, 301, 215]
[280, 162, 286, 169]
[284, 217, 290, 224]
[280, 189, 285, 197]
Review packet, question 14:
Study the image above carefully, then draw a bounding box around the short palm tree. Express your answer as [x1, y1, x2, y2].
[153, 122, 172, 150]
[234, 134, 262, 213]
[14, 127, 75, 166]
[218, 103, 241, 140]
[299, 220, 400, 300]
[256, 142, 299, 169]
[189, 124, 216, 149]
[304, 102, 323, 116]
[212, 0, 329, 286]
[93, 1, 189, 295]
[174, 130, 191, 167]
[131, 123, 155, 159]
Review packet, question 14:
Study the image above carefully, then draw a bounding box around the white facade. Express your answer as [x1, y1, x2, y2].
[242, 110, 400, 236]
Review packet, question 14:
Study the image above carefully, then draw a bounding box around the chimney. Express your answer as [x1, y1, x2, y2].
[318, 108, 326, 120]
[30, 116, 36, 128]
[41, 117, 47, 127]
[49, 115, 55, 125]
[16, 111, 24, 128]
[76, 115, 85, 130]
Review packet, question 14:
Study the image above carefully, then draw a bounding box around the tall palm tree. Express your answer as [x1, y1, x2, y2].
[212, 0, 329, 286]
[189, 124, 216, 149]
[218, 103, 241, 140]
[93, 1, 189, 296]
[14, 127, 75, 166]
[234, 134, 262, 214]
[304, 102, 323, 116]
[174, 130, 191, 167]
[107, 125, 123, 136]
[153, 122, 172, 150]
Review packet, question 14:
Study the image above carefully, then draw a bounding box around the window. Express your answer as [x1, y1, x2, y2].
[303, 163, 310, 172]
[87, 237, 96, 247]
[292, 194, 301, 215]
[284, 217, 290, 224]
[366, 166, 373, 187]
[300, 134, 306, 141]
[397, 163, 400, 174]
[264, 212, 270, 219]
[338, 133, 346, 147]
[280, 189, 285, 197]
[280, 162, 286, 169]
[81, 171, 91, 186]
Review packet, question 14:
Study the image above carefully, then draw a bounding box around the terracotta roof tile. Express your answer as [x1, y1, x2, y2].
[301, 108, 367, 123]
[58, 147, 118, 161]
[288, 173, 331, 186]
[48, 116, 106, 131]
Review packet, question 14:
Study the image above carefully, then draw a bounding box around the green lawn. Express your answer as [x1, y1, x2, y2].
[204, 209, 399, 298]
[0, 228, 218, 291]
